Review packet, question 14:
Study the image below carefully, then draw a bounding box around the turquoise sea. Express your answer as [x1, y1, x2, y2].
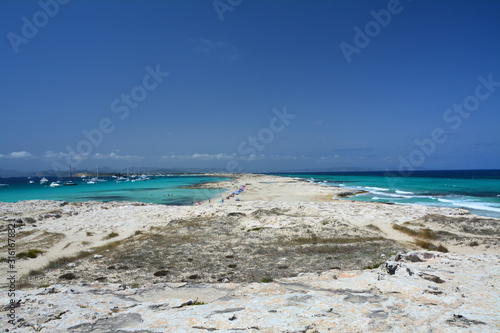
[273, 170, 500, 218]
[0, 175, 229, 205]
[2, 170, 500, 218]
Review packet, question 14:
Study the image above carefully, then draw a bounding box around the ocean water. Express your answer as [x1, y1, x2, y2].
[273, 170, 500, 218]
[0, 175, 229, 205]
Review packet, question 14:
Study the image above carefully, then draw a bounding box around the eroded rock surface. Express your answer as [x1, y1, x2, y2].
[2, 251, 499, 332]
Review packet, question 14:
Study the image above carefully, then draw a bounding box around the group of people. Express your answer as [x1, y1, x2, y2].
[218, 184, 246, 204]
[191, 184, 247, 205]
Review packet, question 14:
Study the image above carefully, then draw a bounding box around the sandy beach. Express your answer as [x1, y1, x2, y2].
[1, 174, 499, 332]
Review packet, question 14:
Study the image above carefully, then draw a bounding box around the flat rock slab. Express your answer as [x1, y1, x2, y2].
[2, 251, 499, 332]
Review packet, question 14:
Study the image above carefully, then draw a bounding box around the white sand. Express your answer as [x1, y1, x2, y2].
[1, 173, 497, 283]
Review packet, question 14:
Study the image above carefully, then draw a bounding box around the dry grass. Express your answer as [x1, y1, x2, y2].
[43, 239, 125, 271]
[102, 232, 119, 240]
[415, 239, 448, 252]
[366, 224, 383, 233]
[18, 216, 404, 287]
[282, 236, 384, 246]
[393, 224, 437, 240]
[393, 224, 448, 252]
[363, 261, 385, 270]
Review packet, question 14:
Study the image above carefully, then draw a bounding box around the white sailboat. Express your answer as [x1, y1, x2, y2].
[40, 177, 49, 185]
[63, 166, 78, 186]
[87, 166, 105, 184]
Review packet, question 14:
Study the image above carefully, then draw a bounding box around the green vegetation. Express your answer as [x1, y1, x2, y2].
[103, 232, 119, 240]
[181, 299, 205, 307]
[29, 269, 44, 276]
[228, 212, 246, 217]
[16, 249, 44, 259]
[261, 276, 273, 283]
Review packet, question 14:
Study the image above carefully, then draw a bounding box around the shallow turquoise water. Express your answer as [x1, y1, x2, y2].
[0, 175, 229, 205]
[274, 170, 500, 218]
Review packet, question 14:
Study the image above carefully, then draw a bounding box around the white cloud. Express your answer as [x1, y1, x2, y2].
[0, 151, 33, 159]
[44, 151, 68, 159]
[192, 153, 234, 160]
[42, 151, 143, 162]
[161, 153, 239, 161]
[268, 154, 300, 160]
[93, 152, 144, 161]
[43, 151, 88, 161]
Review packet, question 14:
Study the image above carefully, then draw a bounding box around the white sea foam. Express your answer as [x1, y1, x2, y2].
[437, 197, 500, 213]
[366, 187, 389, 191]
[371, 191, 413, 199]
[395, 190, 413, 195]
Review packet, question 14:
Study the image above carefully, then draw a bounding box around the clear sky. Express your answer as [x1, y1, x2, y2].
[1, 0, 499, 173]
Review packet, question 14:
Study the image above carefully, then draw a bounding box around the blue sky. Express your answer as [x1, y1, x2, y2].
[1, 0, 499, 173]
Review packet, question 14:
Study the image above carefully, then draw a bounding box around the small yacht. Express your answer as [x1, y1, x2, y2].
[40, 177, 49, 185]
[49, 181, 62, 187]
[63, 166, 78, 186]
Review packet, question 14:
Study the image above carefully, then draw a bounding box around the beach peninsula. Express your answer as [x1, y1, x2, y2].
[1, 174, 499, 332]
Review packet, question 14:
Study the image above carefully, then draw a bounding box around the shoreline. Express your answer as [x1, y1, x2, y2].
[1, 173, 499, 331]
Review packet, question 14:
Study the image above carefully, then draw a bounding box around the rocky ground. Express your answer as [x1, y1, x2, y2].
[3, 251, 500, 332]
